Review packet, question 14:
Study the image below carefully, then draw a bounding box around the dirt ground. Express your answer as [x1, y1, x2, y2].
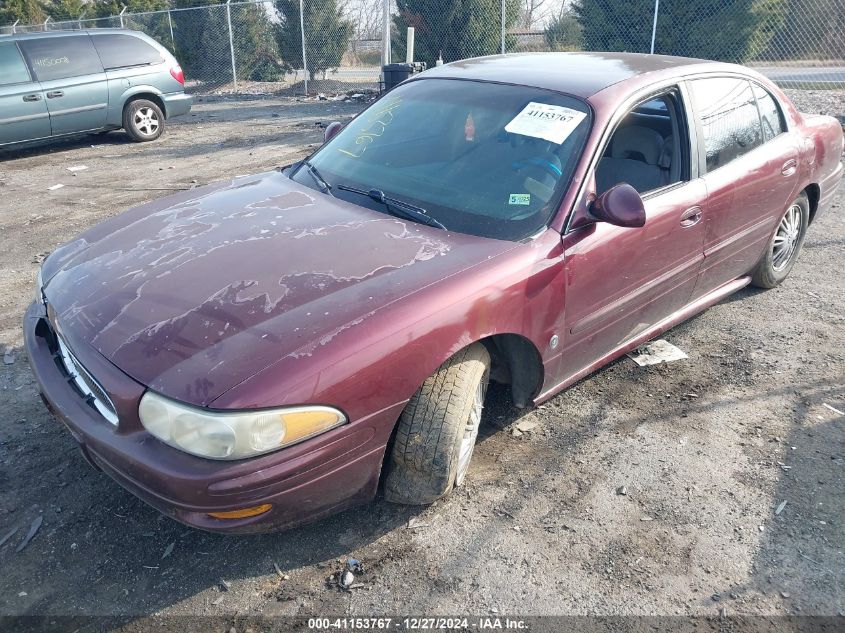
[0, 91, 842, 627]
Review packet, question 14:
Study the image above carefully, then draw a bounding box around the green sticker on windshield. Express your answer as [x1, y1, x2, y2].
[509, 193, 531, 205]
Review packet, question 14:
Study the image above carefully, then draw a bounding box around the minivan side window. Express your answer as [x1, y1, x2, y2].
[690, 77, 763, 172]
[91, 34, 164, 70]
[0, 42, 31, 85]
[752, 83, 785, 142]
[19, 36, 103, 82]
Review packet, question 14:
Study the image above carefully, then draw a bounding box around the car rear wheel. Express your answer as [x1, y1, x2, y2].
[751, 192, 809, 289]
[384, 343, 490, 505]
[123, 99, 164, 142]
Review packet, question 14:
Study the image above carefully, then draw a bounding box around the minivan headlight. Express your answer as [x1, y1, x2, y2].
[138, 391, 346, 460]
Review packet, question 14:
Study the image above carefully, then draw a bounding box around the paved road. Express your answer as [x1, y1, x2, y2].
[755, 65, 845, 85]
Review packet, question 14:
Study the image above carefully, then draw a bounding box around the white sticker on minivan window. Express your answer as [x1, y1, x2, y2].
[505, 102, 587, 145]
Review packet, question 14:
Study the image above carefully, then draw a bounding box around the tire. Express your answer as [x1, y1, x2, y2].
[123, 99, 165, 142]
[384, 343, 490, 505]
[751, 192, 810, 289]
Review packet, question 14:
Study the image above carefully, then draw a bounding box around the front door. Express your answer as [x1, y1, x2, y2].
[555, 88, 707, 384]
[18, 35, 109, 137]
[0, 41, 50, 146]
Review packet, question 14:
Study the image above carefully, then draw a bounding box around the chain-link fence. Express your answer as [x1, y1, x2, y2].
[2, 0, 844, 95]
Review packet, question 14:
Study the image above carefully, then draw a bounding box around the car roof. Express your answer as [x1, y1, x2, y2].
[420, 52, 746, 98]
[1, 28, 142, 41]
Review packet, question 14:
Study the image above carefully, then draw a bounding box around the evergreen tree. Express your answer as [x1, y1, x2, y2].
[274, 0, 353, 80]
[544, 11, 582, 51]
[573, 0, 788, 62]
[172, 0, 282, 83]
[0, 0, 47, 26]
[392, 0, 521, 67]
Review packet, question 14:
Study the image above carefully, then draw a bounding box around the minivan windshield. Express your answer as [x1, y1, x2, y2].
[291, 78, 591, 241]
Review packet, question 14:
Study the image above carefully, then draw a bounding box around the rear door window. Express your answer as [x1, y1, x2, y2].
[91, 34, 164, 69]
[752, 83, 785, 142]
[19, 36, 103, 82]
[0, 42, 31, 85]
[690, 77, 763, 172]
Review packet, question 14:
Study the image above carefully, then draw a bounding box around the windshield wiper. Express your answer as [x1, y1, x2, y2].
[302, 160, 333, 196]
[336, 184, 446, 230]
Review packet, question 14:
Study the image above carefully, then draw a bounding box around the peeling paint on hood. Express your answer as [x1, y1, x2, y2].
[43, 171, 515, 406]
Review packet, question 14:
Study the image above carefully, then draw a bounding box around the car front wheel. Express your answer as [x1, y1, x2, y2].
[384, 343, 490, 505]
[751, 192, 810, 289]
[123, 99, 165, 142]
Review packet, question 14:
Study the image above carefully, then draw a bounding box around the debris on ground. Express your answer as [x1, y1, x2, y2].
[161, 541, 175, 559]
[219, 579, 230, 592]
[514, 419, 539, 433]
[15, 515, 42, 552]
[0, 526, 19, 547]
[47, 184, 65, 191]
[273, 561, 288, 580]
[327, 558, 365, 591]
[627, 340, 689, 366]
[616, 486, 628, 496]
[66, 165, 88, 173]
[407, 517, 430, 530]
[3, 349, 15, 365]
[775, 500, 788, 515]
[822, 403, 844, 416]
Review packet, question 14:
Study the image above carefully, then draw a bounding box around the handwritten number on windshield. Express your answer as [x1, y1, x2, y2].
[337, 98, 402, 159]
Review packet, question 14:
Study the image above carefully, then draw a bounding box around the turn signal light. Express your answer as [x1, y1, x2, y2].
[207, 504, 272, 519]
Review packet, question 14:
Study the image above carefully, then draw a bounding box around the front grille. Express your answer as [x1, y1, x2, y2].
[46, 319, 119, 426]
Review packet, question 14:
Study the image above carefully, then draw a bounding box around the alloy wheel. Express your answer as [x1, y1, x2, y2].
[772, 203, 801, 271]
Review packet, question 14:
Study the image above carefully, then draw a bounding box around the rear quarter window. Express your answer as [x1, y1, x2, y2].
[19, 36, 103, 81]
[91, 34, 164, 70]
[0, 42, 31, 85]
[752, 83, 785, 142]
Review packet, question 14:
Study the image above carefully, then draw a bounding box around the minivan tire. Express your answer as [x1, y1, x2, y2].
[750, 192, 810, 289]
[384, 343, 490, 505]
[123, 99, 165, 142]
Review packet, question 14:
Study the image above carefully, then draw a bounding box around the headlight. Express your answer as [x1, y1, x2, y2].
[138, 391, 346, 460]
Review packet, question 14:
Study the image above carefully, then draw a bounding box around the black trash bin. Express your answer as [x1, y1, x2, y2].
[382, 62, 427, 92]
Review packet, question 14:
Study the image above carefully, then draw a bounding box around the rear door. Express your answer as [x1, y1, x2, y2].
[687, 76, 799, 296]
[0, 40, 50, 145]
[18, 35, 109, 136]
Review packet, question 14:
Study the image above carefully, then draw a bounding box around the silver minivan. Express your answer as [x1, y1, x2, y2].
[0, 29, 192, 147]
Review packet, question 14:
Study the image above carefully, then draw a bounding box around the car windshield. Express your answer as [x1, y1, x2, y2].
[291, 78, 591, 241]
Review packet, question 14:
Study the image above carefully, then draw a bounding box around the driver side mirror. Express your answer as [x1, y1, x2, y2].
[589, 183, 646, 228]
[324, 121, 343, 143]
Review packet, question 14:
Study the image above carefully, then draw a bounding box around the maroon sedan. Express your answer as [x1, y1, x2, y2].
[25, 53, 843, 533]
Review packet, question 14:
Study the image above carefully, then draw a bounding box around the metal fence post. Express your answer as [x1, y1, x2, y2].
[650, 0, 660, 54]
[500, 0, 505, 54]
[299, 0, 309, 94]
[167, 10, 175, 48]
[78, 11, 85, 30]
[119, 6, 127, 28]
[12, 19, 19, 33]
[43, 16, 51, 31]
[226, 0, 238, 90]
[382, 0, 390, 66]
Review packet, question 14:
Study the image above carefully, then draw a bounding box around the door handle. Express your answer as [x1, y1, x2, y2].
[680, 206, 703, 228]
[781, 158, 798, 177]
[22, 94, 42, 102]
[46, 91, 65, 99]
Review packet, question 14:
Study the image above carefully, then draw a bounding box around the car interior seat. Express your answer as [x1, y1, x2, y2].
[596, 125, 666, 194]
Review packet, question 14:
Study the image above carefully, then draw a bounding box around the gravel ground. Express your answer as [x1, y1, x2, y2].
[0, 90, 842, 626]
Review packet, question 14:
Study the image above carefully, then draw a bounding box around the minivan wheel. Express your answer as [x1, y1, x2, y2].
[384, 343, 490, 505]
[123, 99, 164, 142]
[750, 192, 809, 289]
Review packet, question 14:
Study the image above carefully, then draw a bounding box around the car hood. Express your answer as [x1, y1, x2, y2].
[43, 171, 515, 406]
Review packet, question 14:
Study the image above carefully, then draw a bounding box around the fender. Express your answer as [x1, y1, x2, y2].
[106, 83, 167, 128]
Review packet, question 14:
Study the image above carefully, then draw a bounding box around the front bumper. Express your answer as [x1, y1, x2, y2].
[162, 92, 193, 119]
[24, 301, 395, 534]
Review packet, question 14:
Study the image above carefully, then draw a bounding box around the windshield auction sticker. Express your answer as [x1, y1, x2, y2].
[505, 102, 587, 145]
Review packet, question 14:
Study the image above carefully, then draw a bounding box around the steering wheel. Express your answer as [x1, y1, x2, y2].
[511, 156, 563, 179]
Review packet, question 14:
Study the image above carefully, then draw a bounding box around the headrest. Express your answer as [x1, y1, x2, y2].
[611, 125, 665, 165]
